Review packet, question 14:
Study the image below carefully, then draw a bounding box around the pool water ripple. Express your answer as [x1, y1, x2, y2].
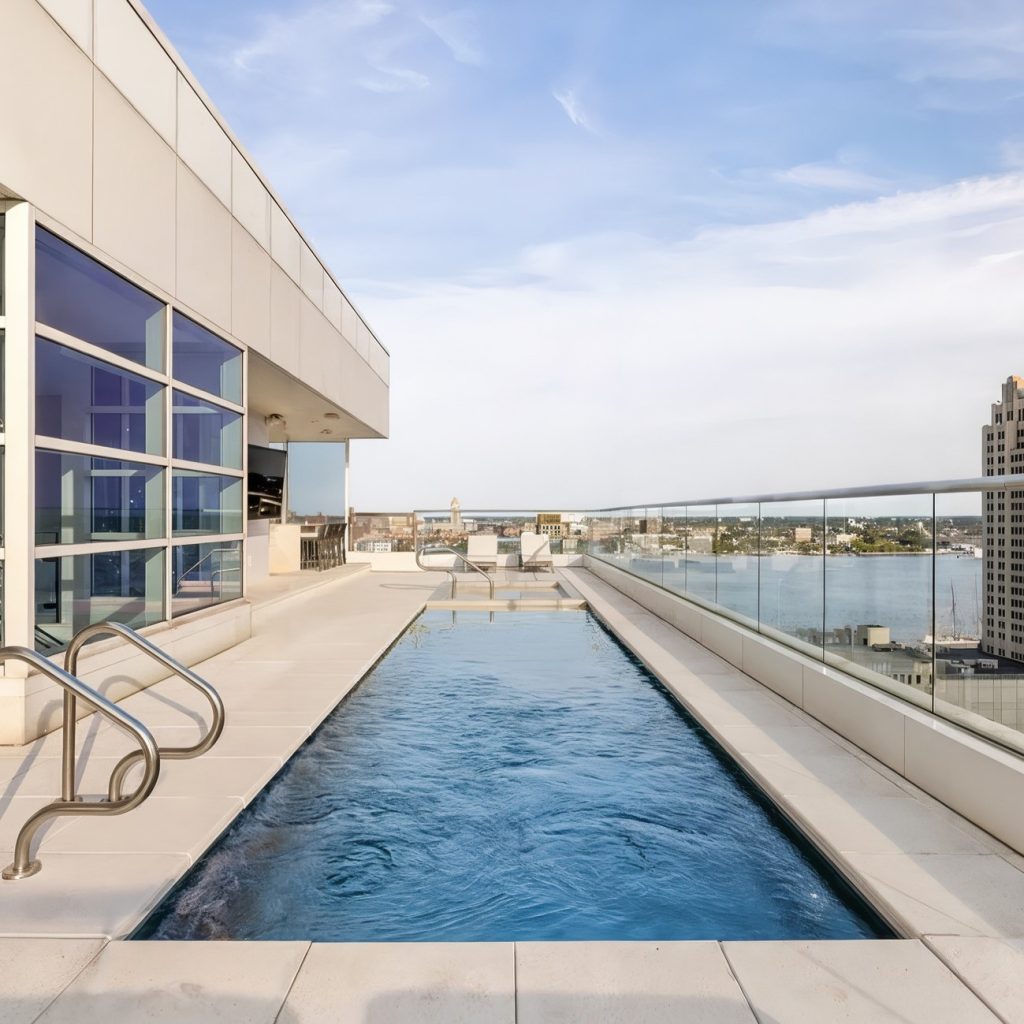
[139, 611, 888, 942]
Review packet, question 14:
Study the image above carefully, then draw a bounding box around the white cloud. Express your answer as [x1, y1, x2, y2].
[420, 11, 483, 66]
[775, 161, 888, 192]
[1001, 139, 1024, 168]
[358, 66, 430, 93]
[349, 172, 1024, 508]
[225, 1, 394, 73]
[553, 88, 594, 132]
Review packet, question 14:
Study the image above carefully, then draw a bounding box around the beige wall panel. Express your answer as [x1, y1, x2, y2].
[355, 320, 372, 361]
[368, 337, 389, 383]
[269, 264, 302, 377]
[0, 0, 92, 236]
[232, 150, 271, 249]
[232, 220, 272, 355]
[93, 72, 175, 293]
[37, 0, 93, 54]
[299, 302, 340, 401]
[336, 340, 390, 436]
[323, 279, 343, 331]
[176, 162, 231, 330]
[270, 201, 301, 281]
[94, 0, 176, 145]
[299, 241, 324, 309]
[177, 75, 231, 205]
[340, 295, 359, 348]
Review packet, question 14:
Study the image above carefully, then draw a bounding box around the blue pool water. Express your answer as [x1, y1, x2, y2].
[138, 611, 888, 941]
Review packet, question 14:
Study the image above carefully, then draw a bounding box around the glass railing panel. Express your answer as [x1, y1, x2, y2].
[823, 493, 934, 709]
[716, 503, 759, 627]
[622, 507, 662, 587]
[661, 506, 686, 597]
[758, 499, 825, 659]
[933, 490, 1024, 754]
[587, 510, 618, 563]
[684, 504, 717, 607]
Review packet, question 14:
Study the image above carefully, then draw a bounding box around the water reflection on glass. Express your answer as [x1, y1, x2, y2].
[684, 505, 717, 606]
[716, 503, 759, 627]
[759, 500, 825, 659]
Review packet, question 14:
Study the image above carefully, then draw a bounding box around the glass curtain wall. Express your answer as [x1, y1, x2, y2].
[33, 227, 244, 651]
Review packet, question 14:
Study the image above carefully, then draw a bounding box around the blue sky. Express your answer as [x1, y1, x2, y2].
[147, 0, 1024, 510]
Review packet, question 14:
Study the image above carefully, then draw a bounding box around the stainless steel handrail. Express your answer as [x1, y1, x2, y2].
[415, 545, 496, 599]
[0, 646, 160, 880]
[411, 474, 1024, 516]
[65, 623, 225, 802]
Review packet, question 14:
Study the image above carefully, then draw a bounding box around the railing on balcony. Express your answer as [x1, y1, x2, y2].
[397, 482, 1024, 759]
[578, 475, 1023, 759]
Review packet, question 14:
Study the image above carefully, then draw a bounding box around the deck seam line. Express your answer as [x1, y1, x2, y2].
[920, 935, 1016, 1024]
[271, 941, 314, 1024]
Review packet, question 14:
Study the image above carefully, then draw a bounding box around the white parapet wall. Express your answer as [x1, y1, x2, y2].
[0, 600, 252, 746]
[585, 555, 1024, 857]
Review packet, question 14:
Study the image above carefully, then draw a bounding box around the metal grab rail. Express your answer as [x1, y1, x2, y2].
[65, 623, 225, 802]
[415, 545, 496, 599]
[0, 647, 160, 880]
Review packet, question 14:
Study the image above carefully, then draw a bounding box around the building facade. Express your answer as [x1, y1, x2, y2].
[0, 0, 389, 742]
[982, 375, 1024, 660]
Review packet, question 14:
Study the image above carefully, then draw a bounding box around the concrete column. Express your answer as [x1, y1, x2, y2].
[2, 203, 35, 658]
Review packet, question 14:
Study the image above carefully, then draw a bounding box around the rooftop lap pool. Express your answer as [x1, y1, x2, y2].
[137, 610, 889, 942]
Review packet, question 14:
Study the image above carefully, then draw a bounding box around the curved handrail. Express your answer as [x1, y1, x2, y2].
[65, 623, 225, 802]
[415, 545, 495, 599]
[0, 646, 160, 881]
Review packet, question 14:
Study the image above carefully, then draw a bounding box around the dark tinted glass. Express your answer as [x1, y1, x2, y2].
[172, 471, 243, 536]
[36, 228, 165, 369]
[172, 390, 242, 469]
[173, 312, 242, 403]
[36, 450, 164, 545]
[172, 540, 242, 617]
[35, 548, 165, 652]
[36, 338, 164, 454]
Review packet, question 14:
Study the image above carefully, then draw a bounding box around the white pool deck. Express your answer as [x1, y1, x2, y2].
[0, 567, 1023, 1021]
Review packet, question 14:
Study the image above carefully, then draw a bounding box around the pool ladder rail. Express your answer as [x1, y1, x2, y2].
[415, 544, 495, 600]
[0, 622, 225, 880]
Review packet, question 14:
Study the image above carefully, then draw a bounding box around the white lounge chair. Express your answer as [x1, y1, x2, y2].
[520, 532, 553, 571]
[467, 534, 498, 571]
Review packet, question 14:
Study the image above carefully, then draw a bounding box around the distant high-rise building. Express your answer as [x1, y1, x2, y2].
[982, 375, 1024, 660]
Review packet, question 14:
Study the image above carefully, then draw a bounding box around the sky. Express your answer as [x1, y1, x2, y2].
[146, 0, 1024, 512]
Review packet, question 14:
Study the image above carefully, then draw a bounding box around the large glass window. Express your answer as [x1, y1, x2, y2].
[173, 312, 242, 405]
[172, 471, 243, 536]
[35, 547, 165, 652]
[36, 338, 164, 455]
[172, 390, 242, 469]
[35, 229, 165, 369]
[172, 540, 242, 617]
[36, 450, 164, 545]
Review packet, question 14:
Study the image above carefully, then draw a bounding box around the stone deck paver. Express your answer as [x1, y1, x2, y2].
[0, 570, 442, 938]
[1, 568, 1023, 1021]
